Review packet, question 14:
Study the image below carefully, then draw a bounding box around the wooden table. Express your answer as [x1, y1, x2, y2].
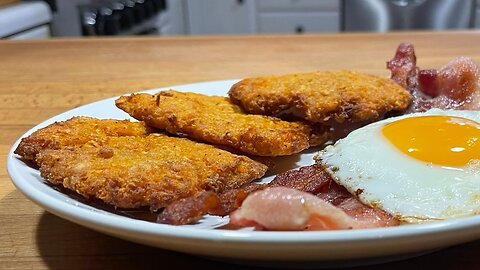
[1, 31, 480, 269]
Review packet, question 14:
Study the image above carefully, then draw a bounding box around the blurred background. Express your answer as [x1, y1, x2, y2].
[1, 0, 479, 39]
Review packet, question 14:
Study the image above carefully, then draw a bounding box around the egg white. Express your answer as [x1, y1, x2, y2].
[316, 109, 480, 223]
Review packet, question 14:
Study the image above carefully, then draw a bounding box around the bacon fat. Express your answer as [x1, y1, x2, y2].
[387, 43, 480, 111]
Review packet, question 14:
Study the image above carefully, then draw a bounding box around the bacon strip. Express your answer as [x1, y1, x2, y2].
[158, 164, 399, 228]
[156, 191, 222, 225]
[268, 163, 331, 194]
[157, 183, 265, 225]
[230, 165, 399, 230]
[387, 42, 418, 90]
[434, 57, 480, 110]
[387, 43, 480, 112]
[230, 187, 367, 231]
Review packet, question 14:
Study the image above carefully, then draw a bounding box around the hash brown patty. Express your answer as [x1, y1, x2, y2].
[14, 116, 153, 164]
[37, 134, 268, 210]
[116, 90, 329, 156]
[228, 70, 412, 123]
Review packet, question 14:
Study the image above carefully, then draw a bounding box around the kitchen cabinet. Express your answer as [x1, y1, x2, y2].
[256, 0, 340, 33]
[181, 0, 340, 35]
[185, 0, 256, 34]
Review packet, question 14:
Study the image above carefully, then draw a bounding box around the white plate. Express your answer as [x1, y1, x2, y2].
[7, 80, 480, 266]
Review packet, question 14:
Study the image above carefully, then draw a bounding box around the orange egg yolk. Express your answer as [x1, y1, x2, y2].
[382, 115, 480, 167]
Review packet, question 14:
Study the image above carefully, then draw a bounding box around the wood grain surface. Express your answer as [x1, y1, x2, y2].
[1, 31, 480, 269]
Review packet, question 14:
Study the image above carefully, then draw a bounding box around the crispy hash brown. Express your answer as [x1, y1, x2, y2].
[116, 90, 329, 156]
[229, 70, 412, 123]
[14, 116, 153, 164]
[37, 134, 268, 210]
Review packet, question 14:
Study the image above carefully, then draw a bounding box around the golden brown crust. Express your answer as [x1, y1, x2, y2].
[229, 70, 412, 123]
[115, 90, 328, 156]
[37, 134, 268, 210]
[14, 116, 153, 164]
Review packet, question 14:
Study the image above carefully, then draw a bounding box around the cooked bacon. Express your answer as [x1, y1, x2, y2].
[229, 165, 399, 230]
[417, 69, 438, 97]
[157, 191, 222, 225]
[158, 164, 400, 228]
[211, 183, 266, 216]
[268, 163, 331, 194]
[230, 187, 397, 231]
[272, 165, 399, 228]
[387, 42, 418, 89]
[337, 197, 400, 228]
[230, 187, 364, 230]
[434, 57, 480, 110]
[269, 164, 358, 205]
[387, 43, 480, 112]
[157, 183, 265, 225]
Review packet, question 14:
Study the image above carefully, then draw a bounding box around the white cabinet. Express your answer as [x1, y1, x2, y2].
[185, 0, 256, 34]
[179, 0, 340, 35]
[257, 0, 339, 12]
[258, 12, 339, 33]
[257, 0, 340, 33]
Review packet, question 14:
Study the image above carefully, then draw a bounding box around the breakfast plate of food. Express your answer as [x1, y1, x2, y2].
[6, 43, 480, 266]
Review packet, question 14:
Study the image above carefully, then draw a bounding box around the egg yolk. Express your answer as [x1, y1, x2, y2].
[382, 115, 480, 167]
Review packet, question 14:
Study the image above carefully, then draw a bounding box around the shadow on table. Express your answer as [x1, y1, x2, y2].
[34, 210, 480, 270]
[0, 185, 471, 270]
[35, 211, 257, 270]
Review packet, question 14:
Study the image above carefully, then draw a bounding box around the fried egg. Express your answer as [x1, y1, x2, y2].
[316, 109, 480, 223]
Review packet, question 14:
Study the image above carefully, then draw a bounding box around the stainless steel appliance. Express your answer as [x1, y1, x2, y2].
[80, 0, 167, 36]
[342, 0, 476, 32]
[46, 0, 166, 36]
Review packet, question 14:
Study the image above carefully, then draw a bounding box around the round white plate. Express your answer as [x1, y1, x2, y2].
[7, 80, 480, 266]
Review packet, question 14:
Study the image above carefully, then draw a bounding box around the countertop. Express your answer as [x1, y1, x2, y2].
[1, 31, 480, 269]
